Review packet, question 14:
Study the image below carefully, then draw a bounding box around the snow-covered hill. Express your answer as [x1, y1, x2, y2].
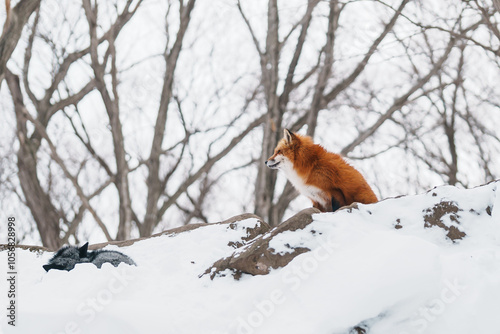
[1, 181, 500, 334]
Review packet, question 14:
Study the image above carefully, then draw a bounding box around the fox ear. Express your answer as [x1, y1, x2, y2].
[283, 129, 295, 144]
[79, 242, 89, 258]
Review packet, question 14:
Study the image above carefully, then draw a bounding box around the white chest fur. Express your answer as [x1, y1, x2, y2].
[280, 158, 328, 206]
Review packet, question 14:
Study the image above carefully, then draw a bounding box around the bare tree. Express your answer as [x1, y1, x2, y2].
[243, 0, 412, 225]
[2, 0, 500, 247]
[395, 0, 500, 188]
[3, 0, 264, 248]
[245, 0, 500, 224]
[4, 0, 142, 248]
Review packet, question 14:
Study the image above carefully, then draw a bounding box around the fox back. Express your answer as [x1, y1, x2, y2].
[266, 129, 377, 212]
[89, 249, 136, 269]
[43, 242, 136, 272]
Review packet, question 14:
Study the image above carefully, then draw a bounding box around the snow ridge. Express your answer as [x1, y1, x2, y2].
[1, 182, 500, 334]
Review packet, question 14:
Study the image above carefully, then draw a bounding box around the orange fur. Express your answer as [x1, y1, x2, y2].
[266, 129, 378, 212]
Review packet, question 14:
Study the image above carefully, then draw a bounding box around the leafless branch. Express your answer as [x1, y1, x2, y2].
[157, 113, 266, 222]
[322, 0, 411, 105]
[0, 0, 41, 81]
[341, 33, 458, 155]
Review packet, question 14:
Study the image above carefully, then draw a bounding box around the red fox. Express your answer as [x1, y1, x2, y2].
[266, 129, 378, 212]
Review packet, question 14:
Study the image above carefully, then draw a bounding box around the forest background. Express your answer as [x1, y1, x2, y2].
[0, 0, 499, 249]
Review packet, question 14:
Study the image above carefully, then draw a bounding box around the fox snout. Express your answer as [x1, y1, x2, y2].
[265, 159, 280, 169]
[266, 153, 283, 169]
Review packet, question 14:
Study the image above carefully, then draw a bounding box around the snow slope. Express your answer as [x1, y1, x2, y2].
[1, 181, 500, 334]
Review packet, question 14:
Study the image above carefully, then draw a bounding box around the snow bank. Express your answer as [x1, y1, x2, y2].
[1, 182, 500, 334]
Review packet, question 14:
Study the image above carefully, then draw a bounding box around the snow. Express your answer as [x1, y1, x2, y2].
[2, 182, 500, 333]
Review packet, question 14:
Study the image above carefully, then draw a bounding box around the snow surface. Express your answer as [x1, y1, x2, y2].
[2, 182, 500, 334]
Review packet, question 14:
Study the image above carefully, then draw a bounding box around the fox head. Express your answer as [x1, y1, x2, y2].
[265, 129, 299, 170]
[43, 242, 90, 272]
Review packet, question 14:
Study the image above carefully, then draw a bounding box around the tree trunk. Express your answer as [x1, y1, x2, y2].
[5, 70, 61, 250]
[254, 0, 281, 226]
[142, 0, 196, 236]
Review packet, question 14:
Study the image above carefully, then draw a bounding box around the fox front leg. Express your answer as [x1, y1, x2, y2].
[312, 200, 329, 212]
[312, 198, 341, 212]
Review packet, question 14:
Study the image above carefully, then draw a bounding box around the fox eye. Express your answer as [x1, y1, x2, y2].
[277, 150, 282, 154]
